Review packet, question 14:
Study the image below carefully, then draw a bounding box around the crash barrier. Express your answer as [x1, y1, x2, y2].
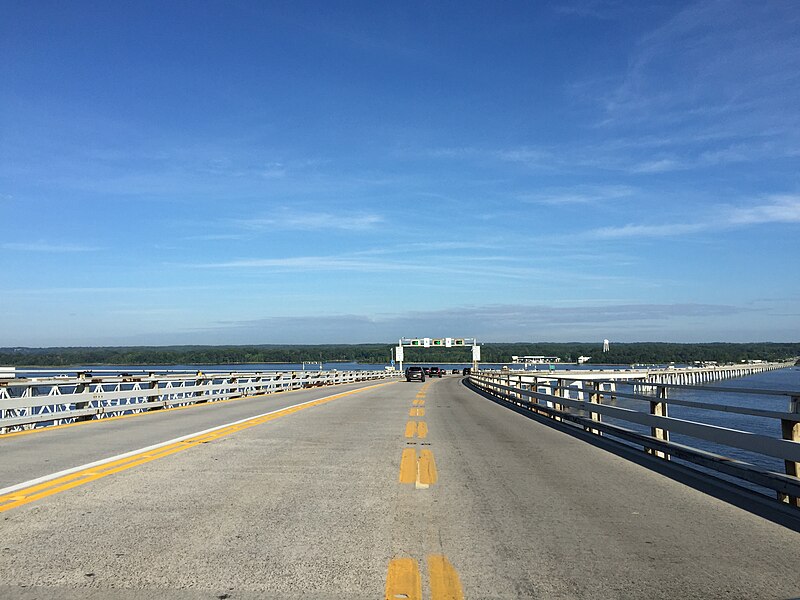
[468, 370, 800, 507]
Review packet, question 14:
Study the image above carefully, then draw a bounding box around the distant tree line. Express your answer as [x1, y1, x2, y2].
[1, 342, 799, 368]
[478, 342, 800, 365]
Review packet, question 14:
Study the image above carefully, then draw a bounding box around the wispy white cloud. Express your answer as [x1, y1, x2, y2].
[2, 242, 100, 252]
[589, 222, 706, 239]
[588, 194, 800, 239]
[234, 211, 383, 232]
[549, 2, 800, 177]
[493, 147, 555, 169]
[629, 158, 682, 174]
[522, 185, 635, 205]
[350, 241, 502, 256]
[196, 256, 386, 271]
[189, 250, 637, 288]
[5, 285, 215, 295]
[261, 162, 287, 179]
[727, 195, 800, 225]
[177, 302, 750, 344]
[553, 0, 641, 20]
[181, 233, 247, 241]
[601, 3, 800, 130]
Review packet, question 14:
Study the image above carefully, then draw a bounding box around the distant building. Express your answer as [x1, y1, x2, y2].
[577, 356, 591, 364]
[511, 355, 561, 364]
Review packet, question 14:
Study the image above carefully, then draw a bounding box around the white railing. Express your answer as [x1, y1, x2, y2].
[468, 370, 800, 507]
[0, 369, 399, 434]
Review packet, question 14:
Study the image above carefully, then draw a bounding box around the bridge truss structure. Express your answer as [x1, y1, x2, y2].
[0, 369, 397, 435]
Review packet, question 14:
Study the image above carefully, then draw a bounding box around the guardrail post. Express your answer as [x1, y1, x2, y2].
[779, 395, 800, 506]
[530, 375, 545, 415]
[510, 374, 521, 404]
[147, 378, 162, 411]
[228, 376, 239, 400]
[195, 373, 208, 403]
[73, 376, 93, 422]
[519, 375, 530, 405]
[586, 381, 602, 436]
[553, 378, 563, 422]
[647, 385, 670, 460]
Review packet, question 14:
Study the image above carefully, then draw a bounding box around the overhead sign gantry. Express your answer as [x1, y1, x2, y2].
[394, 337, 480, 372]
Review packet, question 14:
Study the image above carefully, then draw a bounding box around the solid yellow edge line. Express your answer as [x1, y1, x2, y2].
[0, 381, 394, 512]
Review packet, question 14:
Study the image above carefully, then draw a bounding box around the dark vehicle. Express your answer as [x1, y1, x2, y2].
[423, 367, 431, 376]
[429, 366, 442, 377]
[406, 366, 425, 382]
[451, 369, 459, 374]
[462, 367, 471, 375]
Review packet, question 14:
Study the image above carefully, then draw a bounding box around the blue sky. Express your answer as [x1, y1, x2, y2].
[1, 0, 799, 346]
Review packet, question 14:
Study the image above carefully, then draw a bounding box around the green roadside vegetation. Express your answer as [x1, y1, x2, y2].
[1, 342, 799, 367]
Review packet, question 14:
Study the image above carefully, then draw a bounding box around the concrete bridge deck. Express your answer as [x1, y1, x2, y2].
[0, 376, 798, 599]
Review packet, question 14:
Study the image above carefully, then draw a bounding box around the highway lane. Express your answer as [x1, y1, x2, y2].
[0, 375, 799, 599]
[0, 378, 394, 490]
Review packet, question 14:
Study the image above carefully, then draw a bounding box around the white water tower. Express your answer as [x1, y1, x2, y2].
[603, 339, 610, 353]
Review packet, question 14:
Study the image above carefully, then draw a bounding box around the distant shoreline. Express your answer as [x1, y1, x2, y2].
[2, 343, 798, 369]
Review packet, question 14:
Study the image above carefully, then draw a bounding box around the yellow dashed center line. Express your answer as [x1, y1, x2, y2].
[385, 558, 422, 600]
[417, 449, 437, 486]
[428, 555, 465, 600]
[399, 448, 418, 484]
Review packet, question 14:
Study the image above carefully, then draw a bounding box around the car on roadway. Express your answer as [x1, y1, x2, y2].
[451, 369, 460, 374]
[405, 366, 425, 382]
[462, 367, 471, 375]
[423, 367, 431, 376]
[429, 366, 442, 377]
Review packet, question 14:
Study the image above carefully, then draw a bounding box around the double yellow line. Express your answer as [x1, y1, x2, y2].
[401, 381, 436, 487]
[0, 381, 393, 513]
[385, 555, 464, 600]
[398, 448, 437, 487]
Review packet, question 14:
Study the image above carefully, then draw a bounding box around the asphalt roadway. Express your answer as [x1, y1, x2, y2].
[0, 375, 799, 599]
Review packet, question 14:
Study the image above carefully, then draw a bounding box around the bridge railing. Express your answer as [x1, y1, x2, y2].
[468, 371, 800, 507]
[0, 369, 399, 434]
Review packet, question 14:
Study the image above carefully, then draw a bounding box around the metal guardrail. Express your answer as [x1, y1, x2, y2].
[468, 370, 800, 507]
[0, 369, 399, 434]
